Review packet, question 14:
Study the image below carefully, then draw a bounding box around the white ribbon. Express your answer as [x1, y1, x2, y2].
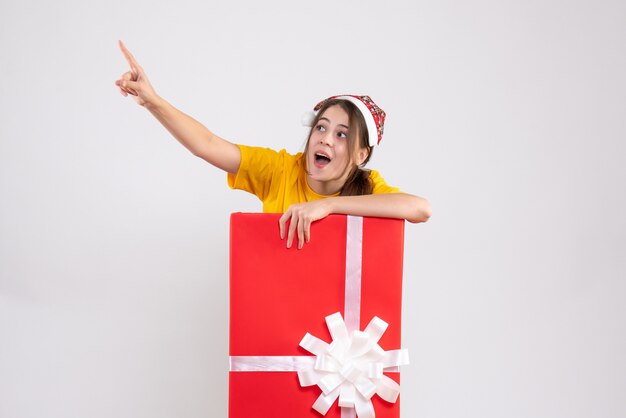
[229, 216, 409, 418]
[344, 215, 363, 334]
[297, 312, 409, 418]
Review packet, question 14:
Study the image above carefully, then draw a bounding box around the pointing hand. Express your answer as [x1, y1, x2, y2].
[114, 40, 159, 107]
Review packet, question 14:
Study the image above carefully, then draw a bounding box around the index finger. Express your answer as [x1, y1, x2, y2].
[118, 40, 140, 72]
[279, 212, 288, 239]
[286, 214, 298, 249]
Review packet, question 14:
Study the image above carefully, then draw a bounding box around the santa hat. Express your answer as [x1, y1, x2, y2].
[301, 95, 386, 147]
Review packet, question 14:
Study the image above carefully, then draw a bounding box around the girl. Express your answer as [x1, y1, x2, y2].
[114, 40, 432, 249]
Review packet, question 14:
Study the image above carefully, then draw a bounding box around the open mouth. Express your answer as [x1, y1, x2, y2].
[314, 152, 332, 168]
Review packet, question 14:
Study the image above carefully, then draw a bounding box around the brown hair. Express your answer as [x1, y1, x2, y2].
[303, 99, 374, 196]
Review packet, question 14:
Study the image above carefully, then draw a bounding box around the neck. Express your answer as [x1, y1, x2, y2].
[306, 175, 343, 196]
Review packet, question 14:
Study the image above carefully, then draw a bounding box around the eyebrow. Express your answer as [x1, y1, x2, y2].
[319, 117, 349, 130]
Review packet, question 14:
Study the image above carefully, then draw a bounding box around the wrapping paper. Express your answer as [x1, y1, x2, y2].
[229, 213, 405, 417]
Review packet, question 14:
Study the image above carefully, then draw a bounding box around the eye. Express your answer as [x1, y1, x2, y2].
[315, 124, 326, 132]
[337, 132, 348, 139]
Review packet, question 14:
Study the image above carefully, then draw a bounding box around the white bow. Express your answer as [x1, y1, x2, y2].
[297, 312, 409, 418]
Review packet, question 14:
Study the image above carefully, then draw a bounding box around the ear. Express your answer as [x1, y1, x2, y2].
[356, 147, 369, 166]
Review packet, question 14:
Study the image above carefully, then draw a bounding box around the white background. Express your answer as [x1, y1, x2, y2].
[1, 0, 625, 417]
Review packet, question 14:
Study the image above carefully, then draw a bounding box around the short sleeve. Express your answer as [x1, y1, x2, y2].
[369, 170, 401, 194]
[227, 145, 285, 201]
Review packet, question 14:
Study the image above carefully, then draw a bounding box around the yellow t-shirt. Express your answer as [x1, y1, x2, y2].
[227, 145, 400, 213]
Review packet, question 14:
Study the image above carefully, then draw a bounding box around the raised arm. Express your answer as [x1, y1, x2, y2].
[115, 40, 240, 174]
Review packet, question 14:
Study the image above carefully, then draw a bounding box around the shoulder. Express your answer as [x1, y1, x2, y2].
[367, 169, 387, 183]
[368, 169, 402, 194]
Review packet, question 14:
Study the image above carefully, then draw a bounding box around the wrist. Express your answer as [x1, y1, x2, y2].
[145, 95, 165, 112]
[324, 196, 337, 215]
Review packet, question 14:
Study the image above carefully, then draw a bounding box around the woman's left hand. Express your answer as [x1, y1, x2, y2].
[279, 200, 332, 249]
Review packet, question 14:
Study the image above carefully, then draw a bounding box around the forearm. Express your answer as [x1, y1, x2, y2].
[325, 193, 432, 223]
[145, 96, 211, 156]
[144, 97, 240, 173]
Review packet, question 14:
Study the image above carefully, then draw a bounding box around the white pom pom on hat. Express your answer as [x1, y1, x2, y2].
[300, 94, 386, 147]
[300, 110, 317, 128]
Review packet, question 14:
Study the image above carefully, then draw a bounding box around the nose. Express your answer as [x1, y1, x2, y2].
[320, 130, 333, 147]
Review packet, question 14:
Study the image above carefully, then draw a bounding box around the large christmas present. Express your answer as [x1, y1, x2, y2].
[228, 213, 409, 418]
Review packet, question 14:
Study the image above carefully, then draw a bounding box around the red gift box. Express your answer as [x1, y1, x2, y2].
[229, 213, 407, 418]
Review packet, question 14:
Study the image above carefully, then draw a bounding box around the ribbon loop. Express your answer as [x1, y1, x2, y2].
[320, 373, 345, 395]
[338, 382, 356, 408]
[364, 316, 388, 343]
[313, 388, 340, 415]
[354, 393, 376, 418]
[366, 362, 383, 379]
[382, 349, 410, 368]
[340, 363, 361, 383]
[327, 312, 350, 345]
[300, 333, 331, 356]
[374, 375, 402, 403]
[348, 331, 373, 358]
[328, 340, 348, 363]
[315, 354, 340, 372]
